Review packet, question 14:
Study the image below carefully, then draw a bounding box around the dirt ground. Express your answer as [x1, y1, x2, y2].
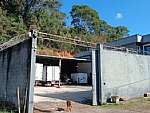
[33, 86, 150, 113]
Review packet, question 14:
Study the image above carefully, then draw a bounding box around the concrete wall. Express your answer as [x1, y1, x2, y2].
[0, 39, 32, 111]
[96, 44, 150, 103]
[77, 63, 91, 76]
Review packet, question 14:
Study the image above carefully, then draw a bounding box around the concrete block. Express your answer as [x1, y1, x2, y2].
[144, 93, 150, 97]
[111, 96, 120, 104]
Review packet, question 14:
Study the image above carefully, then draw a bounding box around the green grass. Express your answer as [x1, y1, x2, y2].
[99, 97, 150, 110]
[0, 110, 16, 113]
[0, 103, 17, 113]
[0, 108, 16, 113]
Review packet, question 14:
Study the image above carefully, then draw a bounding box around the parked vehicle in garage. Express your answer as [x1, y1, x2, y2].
[71, 73, 88, 84]
[47, 66, 60, 86]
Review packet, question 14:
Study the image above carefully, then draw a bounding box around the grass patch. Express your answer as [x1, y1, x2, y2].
[0, 102, 17, 113]
[0, 110, 16, 113]
[99, 97, 150, 110]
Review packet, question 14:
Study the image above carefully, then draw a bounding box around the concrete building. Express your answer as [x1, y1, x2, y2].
[35, 33, 150, 104]
[108, 34, 150, 55]
[1, 31, 150, 113]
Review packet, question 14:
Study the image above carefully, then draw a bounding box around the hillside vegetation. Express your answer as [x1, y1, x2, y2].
[0, 0, 128, 55]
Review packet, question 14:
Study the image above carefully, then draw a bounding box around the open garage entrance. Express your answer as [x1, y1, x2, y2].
[33, 54, 92, 112]
[0, 31, 96, 113]
[35, 55, 92, 85]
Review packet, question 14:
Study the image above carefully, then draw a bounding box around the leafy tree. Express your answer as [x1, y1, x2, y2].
[70, 5, 100, 35]
[99, 20, 128, 41]
[24, 0, 61, 26]
[0, 0, 61, 25]
[0, 0, 25, 15]
[0, 1, 129, 53]
[0, 0, 64, 42]
[70, 5, 129, 43]
[0, 8, 27, 44]
[114, 26, 128, 38]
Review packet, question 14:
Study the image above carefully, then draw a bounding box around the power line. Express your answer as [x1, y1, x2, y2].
[38, 37, 94, 48]
[1, 31, 150, 55]
[38, 32, 96, 48]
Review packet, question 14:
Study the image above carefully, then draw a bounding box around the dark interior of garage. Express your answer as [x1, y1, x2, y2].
[36, 55, 91, 85]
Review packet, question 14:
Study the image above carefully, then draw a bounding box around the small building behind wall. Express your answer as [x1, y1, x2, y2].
[142, 34, 150, 54]
[108, 34, 150, 55]
[109, 34, 142, 50]
[35, 55, 92, 85]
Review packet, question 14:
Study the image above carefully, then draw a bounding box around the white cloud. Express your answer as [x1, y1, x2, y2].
[116, 13, 123, 19]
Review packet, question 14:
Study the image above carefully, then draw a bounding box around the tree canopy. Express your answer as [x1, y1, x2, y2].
[0, 1, 129, 52]
[70, 5, 100, 35]
[0, 8, 27, 44]
[70, 5, 128, 42]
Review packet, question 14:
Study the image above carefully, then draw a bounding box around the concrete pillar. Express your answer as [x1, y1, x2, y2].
[96, 43, 103, 104]
[28, 30, 37, 113]
[92, 49, 97, 105]
[59, 59, 62, 87]
[42, 65, 47, 82]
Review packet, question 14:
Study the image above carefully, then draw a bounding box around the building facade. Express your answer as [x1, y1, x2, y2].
[109, 34, 150, 55]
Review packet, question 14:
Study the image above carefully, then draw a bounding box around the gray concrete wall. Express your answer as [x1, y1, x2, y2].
[0, 39, 32, 111]
[97, 44, 150, 103]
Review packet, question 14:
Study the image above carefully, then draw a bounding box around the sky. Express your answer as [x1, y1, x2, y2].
[60, 0, 150, 35]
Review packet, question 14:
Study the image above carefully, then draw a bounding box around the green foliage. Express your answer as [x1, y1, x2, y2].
[114, 26, 128, 38]
[0, 0, 61, 17]
[70, 5, 100, 35]
[100, 97, 150, 110]
[0, 1, 129, 52]
[0, 0, 25, 15]
[97, 20, 129, 41]
[0, 109, 16, 113]
[0, 8, 27, 44]
[70, 5, 129, 43]
[106, 26, 128, 42]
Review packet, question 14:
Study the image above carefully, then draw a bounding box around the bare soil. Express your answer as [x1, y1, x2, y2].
[33, 86, 150, 113]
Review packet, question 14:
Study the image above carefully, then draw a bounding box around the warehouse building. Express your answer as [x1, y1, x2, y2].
[35, 54, 92, 86]
[1, 31, 150, 113]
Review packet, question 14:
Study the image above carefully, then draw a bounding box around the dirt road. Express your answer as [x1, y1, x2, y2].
[34, 86, 150, 113]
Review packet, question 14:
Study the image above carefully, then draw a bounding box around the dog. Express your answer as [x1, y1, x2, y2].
[66, 100, 72, 112]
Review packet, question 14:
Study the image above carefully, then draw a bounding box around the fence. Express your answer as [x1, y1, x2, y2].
[103, 44, 150, 55]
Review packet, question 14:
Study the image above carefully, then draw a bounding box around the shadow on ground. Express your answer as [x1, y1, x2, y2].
[34, 107, 52, 113]
[34, 90, 92, 105]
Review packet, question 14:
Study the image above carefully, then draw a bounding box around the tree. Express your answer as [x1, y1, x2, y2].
[99, 20, 128, 41]
[0, 0, 61, 25]
[70, 5, 129, 43]
[0, 1, 129, 53]
[114, 26, 128, 38]
[70, 5, 100, 35]
[0, 0, 71, 52]
[0, 8, 27, 44]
